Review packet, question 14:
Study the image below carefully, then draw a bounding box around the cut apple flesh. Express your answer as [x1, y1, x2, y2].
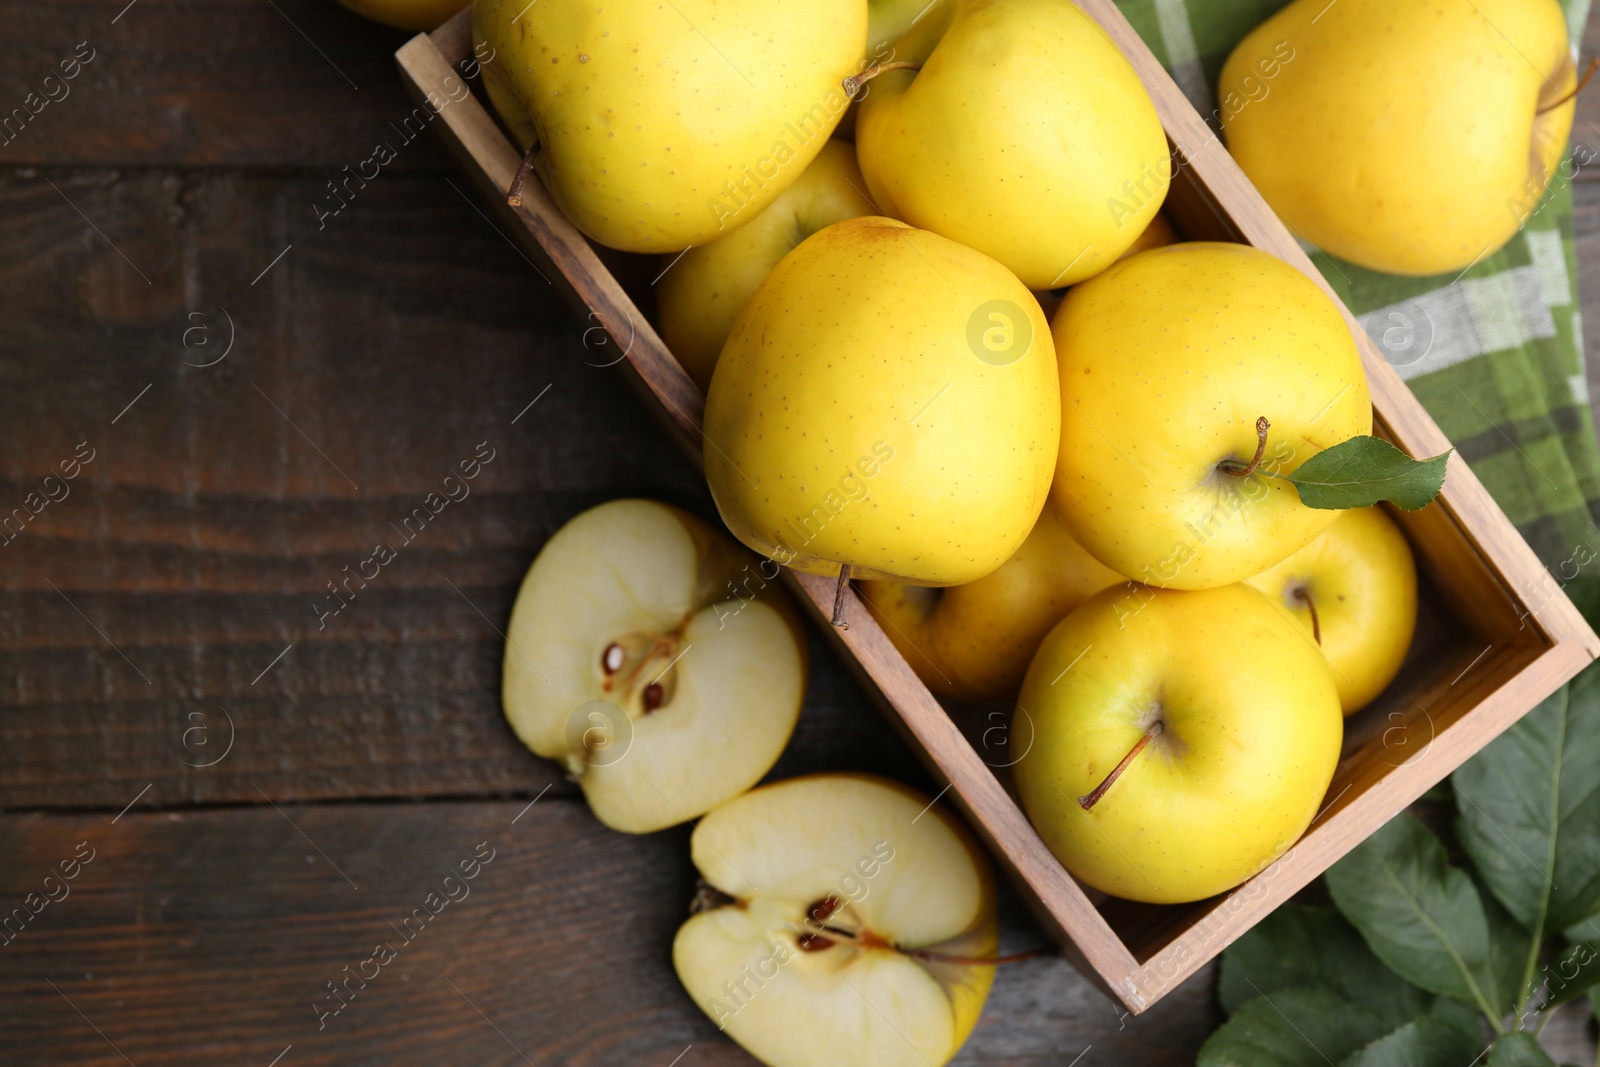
[502, 499, 805, 833]
[673, 775, 998, 1067]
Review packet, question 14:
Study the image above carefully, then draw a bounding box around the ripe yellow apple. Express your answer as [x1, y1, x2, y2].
[474, 0, 866, 252]
[703, 216, 1059, 586]
[502, 500, 807, 833]
[673, 774, 999, 1067]
[1051, 241, 1371, 590]
[1014, 583, 1343, 904]
[1220, 0, 1577, 275]
[859, 505, 1125, 703]
[657, 140, 876, 391]
[855, 0, 1170, 288]
[1245, 507, 1418, 715]
[867, 0, 936, 59]
[335, 0, 466, 30]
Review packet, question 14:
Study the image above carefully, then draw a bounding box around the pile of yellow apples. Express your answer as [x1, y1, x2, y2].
[472, 0, 1580, 1061]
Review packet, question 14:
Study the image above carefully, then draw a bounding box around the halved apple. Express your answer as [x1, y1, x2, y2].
[502, 499, 807, 833]
[673, 774, 999, 1067]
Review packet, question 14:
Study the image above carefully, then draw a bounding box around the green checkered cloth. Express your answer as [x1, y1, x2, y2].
[1116, 0, 1600, 567]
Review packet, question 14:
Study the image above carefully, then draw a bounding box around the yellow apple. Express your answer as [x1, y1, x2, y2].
[501, 500, 807, 833]
[474, 0, 867, 252]
[1220, 0, 1577, 275]
[868, 0, 937, 59]
[703, 216, 1059, 587]
[657, 140, 876, 391]
[1051, 241, 1371, 589]
[859, 505, 1125, 703]
[335, 0, 466, 30]
[1245, 506, 1417, 715]
[1014, 583, 1343, 904]
[673, 774, 999, 1067]
[855, 0, 1170, 288]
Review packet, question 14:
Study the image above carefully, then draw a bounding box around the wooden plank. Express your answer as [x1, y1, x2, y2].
[0, 168, 919, 808]
[0, 801, 1219, 1066]
[0, 0, 457, 170]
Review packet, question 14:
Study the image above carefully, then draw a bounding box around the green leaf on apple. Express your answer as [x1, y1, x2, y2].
[1280, 436, 1451, 511]
[1217, 905, 1430, 1027]
[1324, 813, 1498, 1013]
[1455, 674, 1600, 934]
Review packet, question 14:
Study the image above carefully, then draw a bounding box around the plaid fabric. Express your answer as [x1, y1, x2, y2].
[1115, 0, 1600, 567]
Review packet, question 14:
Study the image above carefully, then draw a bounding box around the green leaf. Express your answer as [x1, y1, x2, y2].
[1197, 988, 1390, 1067]
[1479, 886, 1534, 1021]
[1486, 1032, 1556, 1066]
[1539, 942, 1600, 1011]
[1326, 813, 1495, 1010]
[1218, 904, 1431, 1028]
[1455, 674, 1600, 935]
[1281, 436, 1450, 510]
[1337, 999, 1485, 1067]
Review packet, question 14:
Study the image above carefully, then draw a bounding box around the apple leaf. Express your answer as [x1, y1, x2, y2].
[1540, 941, 1600, 1010]
[1325, 813, 1495, 1010]
[1280, 436, 1450, 511]
[1455, 673, 1600, 935]
[1337, 999, 1484, 1067]
[1196, 988, 1390, 1067]
[1486, 1032, 1557, 1066]
[1479, 885, 1534, 1021]
[1218, 905, 1430, 1028]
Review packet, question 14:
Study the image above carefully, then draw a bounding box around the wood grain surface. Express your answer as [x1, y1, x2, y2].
[0, 0, 1596, 1062]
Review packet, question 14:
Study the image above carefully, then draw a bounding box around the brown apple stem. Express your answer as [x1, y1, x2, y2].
[831, 564, 851, 629]
[507, 143, 542, 207]
[1294, 586, 1322, 645]
[1539, 57, 1600, 115]
[1078, 722, 1163, 811]
[1221, 416, 1271, 478]
[842, 61, 922, 97]
[906, 946, 1055, 966]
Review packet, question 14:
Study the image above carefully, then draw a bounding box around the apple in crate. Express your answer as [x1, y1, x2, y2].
[474, 0, 867, 252]
[674, 774, 1000, 1067]
[1245, 506, 1418, 715]
[1050, 242, 1371, 590]
[657, 140, 876, 391]
[703, 216, 1059, 595]
[855, 0, 1170, 287]
[1014, 583, 1342, 904]
[859, 504, 1125, 704]
[501, 500, 806, 833]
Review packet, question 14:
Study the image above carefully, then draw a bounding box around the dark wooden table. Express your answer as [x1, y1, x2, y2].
[2, 3, 1597, 1064]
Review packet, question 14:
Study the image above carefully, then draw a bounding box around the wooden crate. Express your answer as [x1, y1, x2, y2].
[396, 5, 1600, 1013]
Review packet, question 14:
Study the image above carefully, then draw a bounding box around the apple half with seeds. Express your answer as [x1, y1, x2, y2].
[673, 774, 1000, 1067]
[502, 499, 807, 833]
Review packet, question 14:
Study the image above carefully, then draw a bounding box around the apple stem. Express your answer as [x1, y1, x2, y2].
[507, 143, 542, 207]
[1078, 721, 1163, 811]
[831, 564, 851, 629]
[1221, 416, 1270, 479]
[842, 61, 922, 98]
[1294, 586, 1322, 645]
[906, 946, 1054, 967]
[1539, 56, 1600, 115]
